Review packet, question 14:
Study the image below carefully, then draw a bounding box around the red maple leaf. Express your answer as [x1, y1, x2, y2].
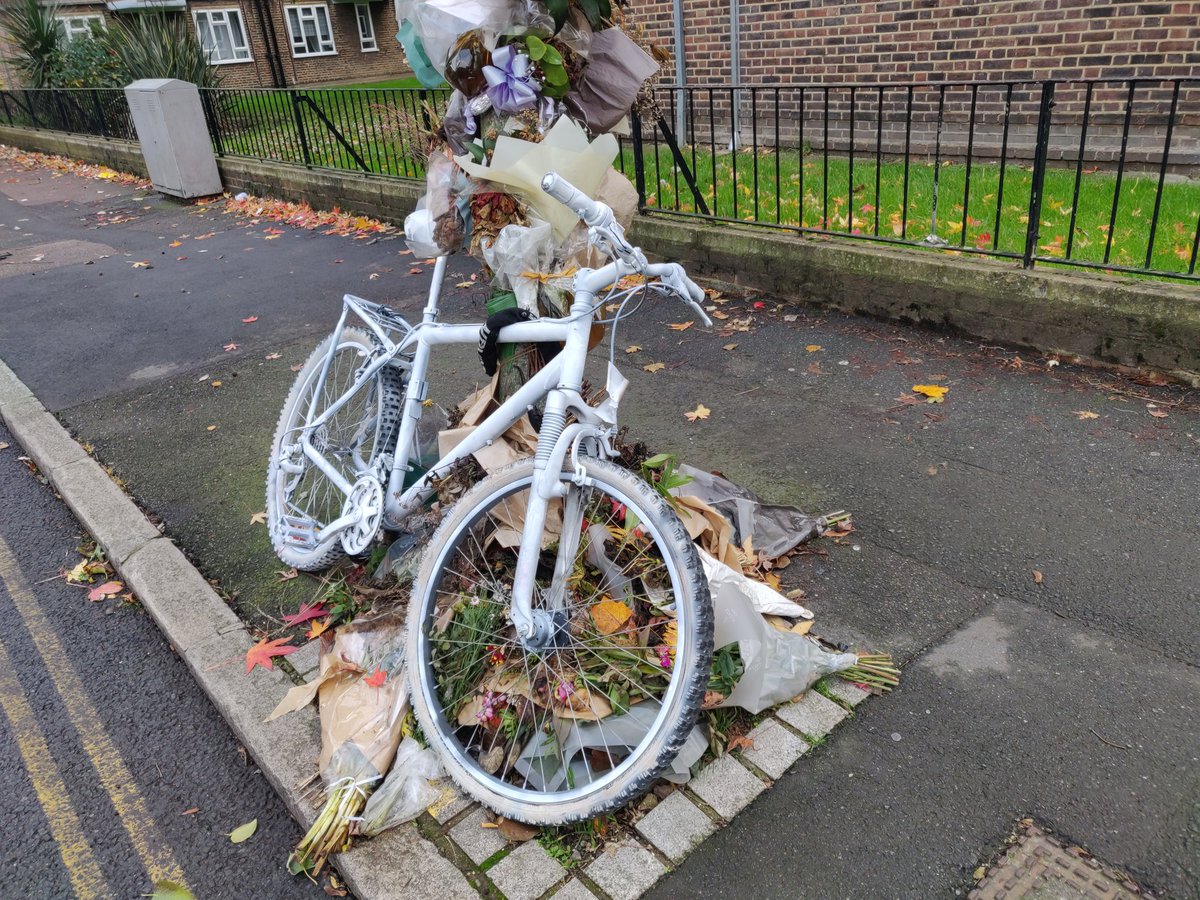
[282, 602, 330, 628]
[245, 637, 298, 673]
[364, 667, 387, 688]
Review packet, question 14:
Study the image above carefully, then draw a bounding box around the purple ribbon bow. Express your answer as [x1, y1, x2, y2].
[482, 44, 540, 114]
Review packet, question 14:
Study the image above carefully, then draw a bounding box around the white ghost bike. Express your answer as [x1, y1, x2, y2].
[266, 173, 714, 824]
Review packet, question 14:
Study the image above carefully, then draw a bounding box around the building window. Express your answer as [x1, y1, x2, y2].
[193, 9, 252, 64]
[285, 5, 336, 57]
[58, 15, 105, 44]
[355, 4, 377, 52]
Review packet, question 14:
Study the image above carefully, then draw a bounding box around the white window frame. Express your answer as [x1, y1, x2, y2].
[355, 4, 377, 53]
[58, 14, 106, 44]
[285, 4, 336, 58]
[193, 8, 252, 65]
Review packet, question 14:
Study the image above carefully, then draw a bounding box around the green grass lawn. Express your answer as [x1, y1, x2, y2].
[208, 85, 439, 178]
[338, 76, 430, 90]
[626, 145, 1200, 276]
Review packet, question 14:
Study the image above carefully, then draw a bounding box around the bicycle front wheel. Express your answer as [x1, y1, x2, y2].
[266, 327, 405, 571]
[407, 458, 713, 824]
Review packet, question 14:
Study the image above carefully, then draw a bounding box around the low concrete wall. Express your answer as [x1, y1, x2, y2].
[4, 125, 1198, 384]
[632, 215, 1200, 384]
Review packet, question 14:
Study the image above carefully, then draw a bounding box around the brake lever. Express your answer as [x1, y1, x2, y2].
[661, 264, 713, 327]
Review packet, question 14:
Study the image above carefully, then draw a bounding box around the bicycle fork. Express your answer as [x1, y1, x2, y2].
[509, 294, 596, 646]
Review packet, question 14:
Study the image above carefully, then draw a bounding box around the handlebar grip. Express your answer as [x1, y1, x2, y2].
[541, 172, 604, 226]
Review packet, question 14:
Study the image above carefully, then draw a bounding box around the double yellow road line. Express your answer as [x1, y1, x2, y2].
[0, 533, 190, 898]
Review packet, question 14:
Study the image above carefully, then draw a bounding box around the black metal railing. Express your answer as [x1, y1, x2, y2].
[5, 79, 1198, 282]
[0, 88, 136, 141]
[628, 79, 1200, 282]
[201, 86, 450, 180]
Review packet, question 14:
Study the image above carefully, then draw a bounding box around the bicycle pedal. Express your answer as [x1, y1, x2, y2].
[281, 516, 320, 549]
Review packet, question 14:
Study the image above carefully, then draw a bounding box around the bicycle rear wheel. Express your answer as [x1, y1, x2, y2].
[266, 327, 405, 571]
[407, 458, 712, 824]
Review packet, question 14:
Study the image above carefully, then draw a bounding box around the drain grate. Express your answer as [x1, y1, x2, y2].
[970, 821, 1148, 900]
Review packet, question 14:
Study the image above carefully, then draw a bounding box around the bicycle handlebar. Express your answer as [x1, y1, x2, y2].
[541, 172, 607, 227]
[541, 172, 712, 327]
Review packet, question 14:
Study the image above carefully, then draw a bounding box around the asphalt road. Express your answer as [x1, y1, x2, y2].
[0, 422, 322, 898]
[2, 150, 1198, 898]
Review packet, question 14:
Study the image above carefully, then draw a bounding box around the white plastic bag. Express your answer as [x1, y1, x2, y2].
[482, 219, 554, 311]
[709, 560, 857, 714]
[355, 738, 444, 836]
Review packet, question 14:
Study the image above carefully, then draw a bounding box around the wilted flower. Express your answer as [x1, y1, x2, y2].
[483, 45, 540, 114]
[554, 679, 575, 703]
[476, 690, 508, 728]
[656, 645, 672, 669]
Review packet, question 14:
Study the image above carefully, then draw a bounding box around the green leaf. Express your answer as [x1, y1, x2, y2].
[542, 81, 569, 99]
[642, 453, 672, 469]
[466, 141, 486, 164]
[150, 881, 195, 900]
[541, 0, 570, 32]
[576, 0, 611, 29]
[525, 34, 547, 61]
[608, 684, 631, 716]
[542, 64, 569, 86]
[228, 818, 258, 844]
[541, 45, 563, 66]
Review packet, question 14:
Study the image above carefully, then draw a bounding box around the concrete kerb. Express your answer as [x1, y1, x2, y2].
[0, 357, 474, 900]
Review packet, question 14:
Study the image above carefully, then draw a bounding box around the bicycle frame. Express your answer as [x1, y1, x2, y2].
[296, 253, 667, 639]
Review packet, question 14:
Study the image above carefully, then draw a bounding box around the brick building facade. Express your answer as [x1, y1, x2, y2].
[0, 0, 411, 88]
[633, 1, 1200, 88]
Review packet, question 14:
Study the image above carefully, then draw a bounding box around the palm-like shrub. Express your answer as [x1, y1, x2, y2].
[1, 0, 64, 87]
[103, 13, 223, 90]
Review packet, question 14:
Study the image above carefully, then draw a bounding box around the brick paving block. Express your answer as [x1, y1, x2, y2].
[741, 718, 810, 779]
[688, 754, 765, 819]
[585, 840, 667, 900]
[289, 640, 320, 679]
[487, 840, 565, 900]
[777, 690, 848, 739]
[426, 781, 473, 824]
[551, 879, 599, 899]
[824, 679, 870, 707]
[634, 791, 715, 862]
[449, 807, 507, 866]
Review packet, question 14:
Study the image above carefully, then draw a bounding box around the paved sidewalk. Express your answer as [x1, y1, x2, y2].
[2, 151, 1198, 899]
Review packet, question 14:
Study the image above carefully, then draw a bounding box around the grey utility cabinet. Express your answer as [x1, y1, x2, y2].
[124, 79, 222, 198]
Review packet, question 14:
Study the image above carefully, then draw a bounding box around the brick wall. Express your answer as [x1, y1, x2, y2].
[634, 0, 1200, 87]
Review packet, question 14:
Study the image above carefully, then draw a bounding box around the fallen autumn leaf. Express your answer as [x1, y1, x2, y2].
[684, 403, 711, 422]
[912, 384, 948, 402]
[228, 819, 258, 843]
[245, 637, 298, 673]
[87, 581, 123, 602]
